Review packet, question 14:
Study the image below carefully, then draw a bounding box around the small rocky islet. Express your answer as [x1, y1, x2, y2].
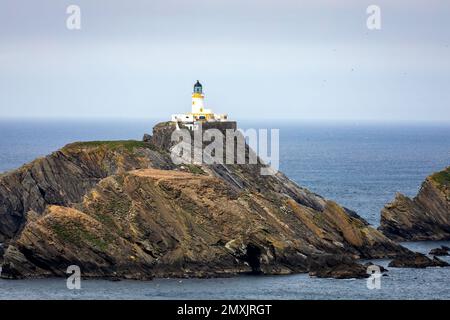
[0, 122, 448, 280]
[379, 166, 450, 241]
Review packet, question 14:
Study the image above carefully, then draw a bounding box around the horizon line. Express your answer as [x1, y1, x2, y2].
[1, 116, 450, 125]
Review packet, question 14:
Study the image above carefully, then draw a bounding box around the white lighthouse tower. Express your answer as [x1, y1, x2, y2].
[191, 80, 205, 114]
[190, 80, 215, 120]
[171, 80, 229, 127]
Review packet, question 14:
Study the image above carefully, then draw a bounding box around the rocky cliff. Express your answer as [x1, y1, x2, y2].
[0, 122, 410, 279]
[379, 167, 450, 241]
[0, 140, 174, 245]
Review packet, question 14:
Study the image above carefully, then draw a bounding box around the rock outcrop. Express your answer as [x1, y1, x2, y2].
[429, 246, 449, 256]
[308, 254, 369, 279]
[379, 167, 450, 241]
[0, 140, 174, 245]
[388, 252, 449, 268]
[0, 122, 410, 279]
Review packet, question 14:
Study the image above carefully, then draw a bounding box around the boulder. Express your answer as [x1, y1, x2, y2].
[142, 133, 152, 142]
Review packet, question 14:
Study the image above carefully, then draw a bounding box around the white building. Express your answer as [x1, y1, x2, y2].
[171, 81, 229, 129]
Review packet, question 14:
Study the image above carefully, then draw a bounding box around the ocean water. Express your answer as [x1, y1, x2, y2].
[0, 241, 449, 300]
[0, 119, 449, 299]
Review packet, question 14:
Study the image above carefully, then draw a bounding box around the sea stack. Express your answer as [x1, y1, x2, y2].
[379, 166, 450, 241]
[0, 126, 408, 279]
[0, 81, 412, 279]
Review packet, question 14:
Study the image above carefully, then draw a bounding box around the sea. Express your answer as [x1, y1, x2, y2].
[0, 118, 449, 299]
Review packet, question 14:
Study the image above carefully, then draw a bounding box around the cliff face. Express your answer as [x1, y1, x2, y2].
[0, 141, 174, 244]
[379, 167, 450, 241]
[0, 123, 407, 279]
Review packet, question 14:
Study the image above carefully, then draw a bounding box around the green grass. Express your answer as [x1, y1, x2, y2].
[153, 121, 175, 129]
[431, 167, 450, 188]
[185, 164, 206, 175]
[313, 212, 326, 225]
[105, 197, 132, 217]
[63, 140, 151, 152]
[51, 221, 110, 251]
[92, 211, 117, 229]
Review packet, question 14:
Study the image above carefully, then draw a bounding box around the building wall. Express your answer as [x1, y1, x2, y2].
[191, 96, 205, 113]
[172, 114, 194, 122]
[201, 121, 237, 132]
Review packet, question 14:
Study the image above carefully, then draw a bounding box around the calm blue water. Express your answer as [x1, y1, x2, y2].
[0, 119, 449, 299]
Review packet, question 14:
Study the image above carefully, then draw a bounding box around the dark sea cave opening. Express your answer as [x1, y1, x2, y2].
[245, 244, 262, 275]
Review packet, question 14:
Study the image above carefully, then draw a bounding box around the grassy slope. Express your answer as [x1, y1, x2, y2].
[63, 140, 152, 152]
[430, 166, 450, 190]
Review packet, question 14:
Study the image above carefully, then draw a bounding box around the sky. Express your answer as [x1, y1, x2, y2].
[0, 0, 449, 122]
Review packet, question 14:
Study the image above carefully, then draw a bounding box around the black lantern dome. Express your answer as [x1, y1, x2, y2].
[193, 80, 203, 94]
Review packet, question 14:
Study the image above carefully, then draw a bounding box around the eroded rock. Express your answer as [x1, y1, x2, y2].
[388, 252, 449, 268]
[308, 254, 368, 279]
[0, 122, 411, 279]
[379, 167, 450, 241]
[429, 246, 449, 256]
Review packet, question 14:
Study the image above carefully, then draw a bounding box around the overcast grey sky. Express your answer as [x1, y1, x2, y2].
[0, 0, 449, 121]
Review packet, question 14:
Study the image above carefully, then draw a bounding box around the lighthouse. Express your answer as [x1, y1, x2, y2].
[191, 80, 205, 114]
[171, 81, 229, 128]
[190, 80, 214, 120]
